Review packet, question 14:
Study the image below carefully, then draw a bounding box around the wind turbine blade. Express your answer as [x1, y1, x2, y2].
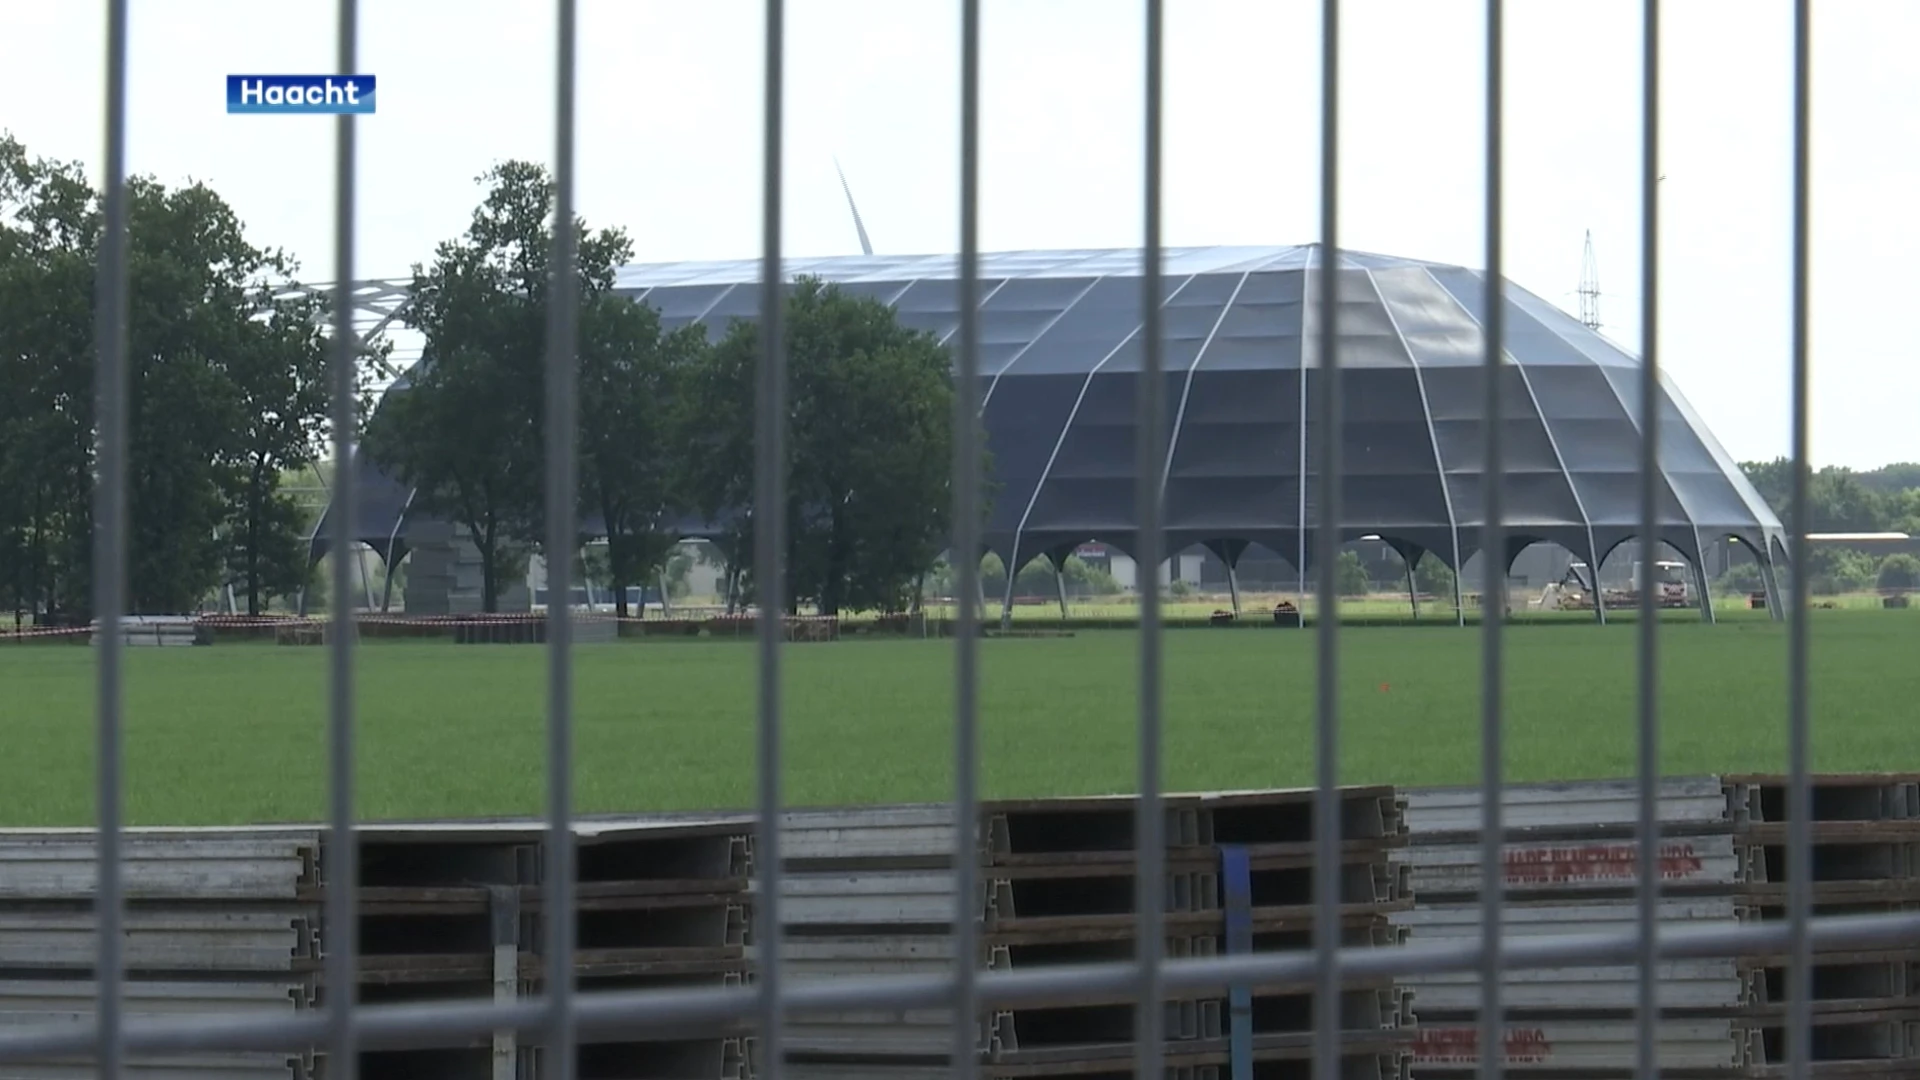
[833, 155, 875, 256]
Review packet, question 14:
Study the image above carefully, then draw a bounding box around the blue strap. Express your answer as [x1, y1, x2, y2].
[1222, 844, 1253, 1080]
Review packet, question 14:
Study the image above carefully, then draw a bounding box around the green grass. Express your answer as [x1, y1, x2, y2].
[2, 608, 1915, 827]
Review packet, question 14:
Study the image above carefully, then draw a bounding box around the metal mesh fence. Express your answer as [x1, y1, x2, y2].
[4, 2, 1914, 1079]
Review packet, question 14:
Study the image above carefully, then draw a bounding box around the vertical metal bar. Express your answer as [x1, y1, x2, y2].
[325, 3, 361, 1080]
[1135, 0, 1168, 1077]
[92, 1, 131, 1077]
[1312, 1, 1342, 1078]
[951, 0, 983, 1075]
[1633, 3, 1662, 1078]
[1785, 2, 1813, 1078]
[543, 1, 581, 1077]
[1477, 3, 1506, 1079]
[755, 0, 789, 1076]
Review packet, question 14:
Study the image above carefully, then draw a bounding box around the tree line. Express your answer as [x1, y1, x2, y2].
[0, 146, 968, 621]
[1737, 459, 1920, 537]
[0, 135, 356, 622]
[1732, 460, 1920, 596]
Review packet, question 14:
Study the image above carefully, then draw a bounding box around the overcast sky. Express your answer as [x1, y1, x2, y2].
[2, 0, 1912, 469]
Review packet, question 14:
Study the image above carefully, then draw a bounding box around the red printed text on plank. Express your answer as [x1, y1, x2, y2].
[1503, 842, 1705, 885]
[1411, 1027, 1552, 1065]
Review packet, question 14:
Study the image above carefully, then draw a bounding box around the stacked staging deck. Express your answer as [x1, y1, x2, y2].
[12, 776, 1908, 1079]
[0, 817, 756, 1080]
[777, 787, 1416, 1080]
[1397, 773, 1920, 1079]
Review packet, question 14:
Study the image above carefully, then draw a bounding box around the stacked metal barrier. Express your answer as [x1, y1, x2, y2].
[1395, 774, 1920, 1078]
[1724, 773, 1920, 1075]
[0, 829, 321, 1080]
[0, 818, 756, 1080]
[777, 787, 1416, 1080]
[9, 775, 1914, 1078]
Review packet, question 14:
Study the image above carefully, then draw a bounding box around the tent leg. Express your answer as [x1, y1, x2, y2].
[1296, 563, 1309, 631]
[1405, 560, 1419, 621]
[658, 567, 673, 616]
[1453, 566, 1465, 628]
[1055, 566, 1069, 618]
[380, 565, 396, 613]
[1760, 549, 1786, 623]
[1227, 564, 1242, 615]
[357, 546, 375, 611]
[1693, 557, 1716, 625]
[1594, 562, 1608, 625]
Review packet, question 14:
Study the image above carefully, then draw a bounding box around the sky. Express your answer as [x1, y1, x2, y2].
[1, 0, 1913, 470]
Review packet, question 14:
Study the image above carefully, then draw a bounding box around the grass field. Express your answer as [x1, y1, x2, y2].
[2, 608, 1913, 827]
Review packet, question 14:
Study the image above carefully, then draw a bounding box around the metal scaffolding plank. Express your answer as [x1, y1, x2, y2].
[1401, 778, 1730, 840]
[0, 909, 314, 973]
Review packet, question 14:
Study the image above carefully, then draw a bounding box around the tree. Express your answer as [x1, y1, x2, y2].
[1414, 553, 1455, 598]
[223, 484, 311, 614]
[217, 285, 342, 614]
[1335, 550, 1371, 597]
[1878, 553, 1920, 595]
[1739, 458, 1901, 535]
[971, 552, 1118, 601]
[1801, 547, 1876, 596]
[1858, 463, 1920, 496]
[577, 294, 705, 618]
[681, 277, 979, 616]
[1739, 458, 1792, 521]
[1716, 561, 1766, 596]
[0, 133, 341, 618]
[1884, 488, 1920, 536]
[364, 160, 631, 611]
[1061, 555, 1121, 596]
[0, 138, 96, 621]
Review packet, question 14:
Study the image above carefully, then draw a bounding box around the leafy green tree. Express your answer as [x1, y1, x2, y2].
[972, 552, 1117, 601]
[217, 285, 344, 614]
[1884, 488, 1920, 536]
[0, 136, 107, 621]
[1715, 561, 1765, 596]
[223, 487, 311, 614]
[681, 277, 977, 616]
[1738, 458, 1792, 520]
[1801, 547, 1877, 596]
[1414, 553, 1455, 598]
[1061, 555, 1121, 596]
[1335, 549, 1371, 597]
[1858, 463, 1920, 495]
[1806, 470, 1886, 533]
[364, 160, 630, 611]
[978, 553, 1014, 599]
[0, 164, 90, 618]
[578, 294, 706, 617]
[1878, 553, 1920, 594]
[0, 133, 342, 617]
[1739, 458, 1907, 535]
